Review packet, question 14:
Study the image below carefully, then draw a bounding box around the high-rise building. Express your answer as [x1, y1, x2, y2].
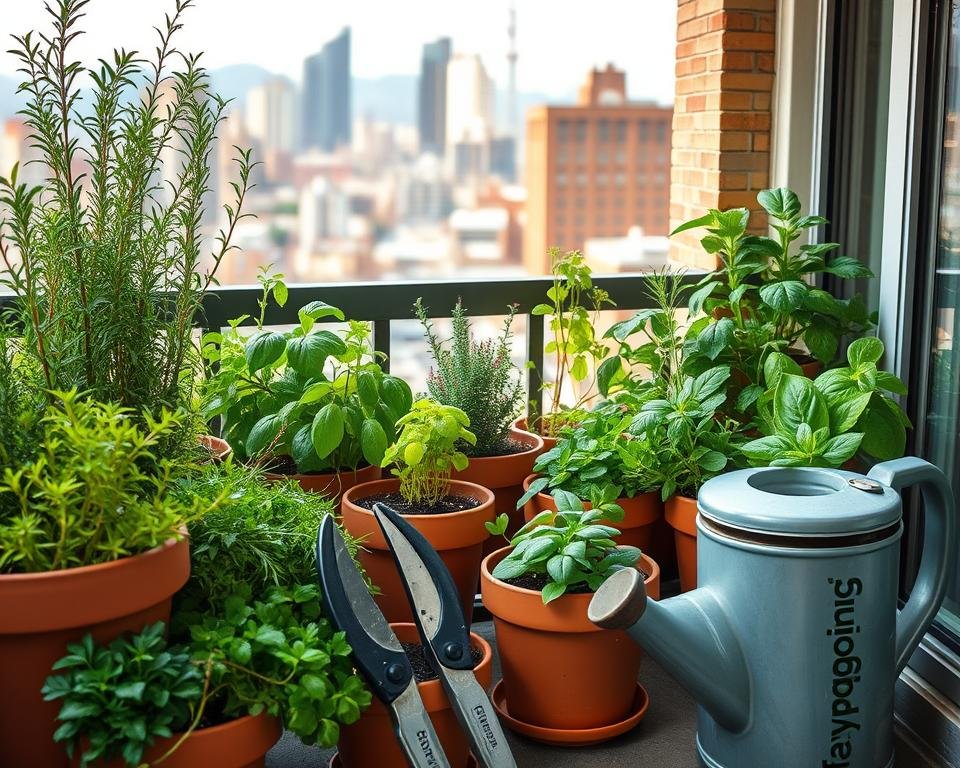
[445, 54, 494, 157]
[302, 27, 352, 152]
[246, 76, 298, 155]
[524, 64, 673, 274]
[417, 38, 451, 156]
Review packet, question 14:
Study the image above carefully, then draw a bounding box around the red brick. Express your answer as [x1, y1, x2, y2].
[757, 52, 775, 72]
[717, 152, 768, 171]
[722, 31, 775, 51]
[722, 72, 775, 91]
[718, 111, 771, 130]
[718, 131, 752, 150]
[678, 16, 710, 40]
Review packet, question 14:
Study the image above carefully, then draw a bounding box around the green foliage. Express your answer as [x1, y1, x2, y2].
[382, 398, 475, 505]
[491, 491, 640, 604]
[173, 462, 343, 607]
[182, 583, 370, 747]
[747, 338, 909, 466]
[0, 391, 202, 573]
[46, 585, 372, 766]
[520, 404, 658, 505]
[530, 248, 615, 437]
[675, 188, 874, 419]
[41, 624, 204, 768]
[203, 270, 412, 473]
[0, 0, 254, 457]
[629, 367, 740, 500]
[0, 325, 44, 502]
[415, 298, 524, 457]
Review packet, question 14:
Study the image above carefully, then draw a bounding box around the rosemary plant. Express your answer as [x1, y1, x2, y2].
[415, 298, 524, 456]
[0, 0, 254, 457]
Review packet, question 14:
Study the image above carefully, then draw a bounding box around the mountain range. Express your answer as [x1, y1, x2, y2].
[0, 63, 564, 130]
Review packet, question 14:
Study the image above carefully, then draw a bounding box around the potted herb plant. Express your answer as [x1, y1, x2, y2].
[522, 248, 615, 447]
[415, 298, 543, 541]
[202, 269, 413, 502]
[335, 624, 493, 768]
[341, 399, 494, 624]
[516, 402, 662, 551]
[0, 1, 252, 762]
[480, 492, 658, 742]
[43, 463, 373, 767]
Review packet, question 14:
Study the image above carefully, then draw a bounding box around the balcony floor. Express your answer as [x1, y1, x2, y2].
[265, 621, 942, 767]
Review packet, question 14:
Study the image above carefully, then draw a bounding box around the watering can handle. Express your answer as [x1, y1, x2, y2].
[867, 457, 956, 674]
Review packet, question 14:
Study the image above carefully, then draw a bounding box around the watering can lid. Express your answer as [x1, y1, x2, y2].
[697, 467, 901, 537]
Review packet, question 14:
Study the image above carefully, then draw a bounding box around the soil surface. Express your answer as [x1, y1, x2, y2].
[504, 568, 650, 596]
[470, 437, 533, 459]
[402, 641, 483, 682]
[263, 456, 370, 476]
[354, 492, 477, 515]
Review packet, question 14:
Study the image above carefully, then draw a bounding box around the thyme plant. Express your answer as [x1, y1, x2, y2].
[0, 0, 254, 457]
[415, 298, 523, 456]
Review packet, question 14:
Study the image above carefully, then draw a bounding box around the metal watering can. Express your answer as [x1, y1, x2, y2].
[588, 458, 956, 768]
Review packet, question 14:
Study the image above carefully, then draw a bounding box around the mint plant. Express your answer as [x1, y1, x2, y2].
[415, 298, 523, 457]
[491, 490, 640, 604]
[382, 399, 476, 505]
[202, 270, 412, 474]
[41, 624, 204, 768]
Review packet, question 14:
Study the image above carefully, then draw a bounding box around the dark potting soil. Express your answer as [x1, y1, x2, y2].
[263, 455, 368, 476]
[470, 437, 532, 459]
[504, 568, 650, 596]
[402, 641, 483, 682]
[355, 492, 477, 515]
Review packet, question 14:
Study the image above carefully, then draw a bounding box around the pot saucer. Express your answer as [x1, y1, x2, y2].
[490, 679, 649, 747]
[329, 754, 478, 767]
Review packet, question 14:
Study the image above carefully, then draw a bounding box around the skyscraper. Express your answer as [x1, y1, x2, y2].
[302, 27, 352, 152]
[524, 65, 673, 274]
[417, 38, 451, 156]
[246, 76, 298, 154]
[445, 53, 495, 155]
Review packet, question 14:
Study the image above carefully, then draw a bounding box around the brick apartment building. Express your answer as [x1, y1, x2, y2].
[524, 65, 673, 274]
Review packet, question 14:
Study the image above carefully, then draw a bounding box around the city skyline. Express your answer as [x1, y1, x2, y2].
[0, 0, 677, 105]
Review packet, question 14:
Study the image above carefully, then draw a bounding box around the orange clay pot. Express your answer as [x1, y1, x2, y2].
[265, 463, 382, 507]
[665, 494, 699, 592]
[337, 624, 493, 768]
[453, 426, 544, 552]
[0, 536, 191, 768]
[73, 714, 281, 768]
[199, 434, 232, 463]
[480, 547, 659, 732]
[340, 478, 494, 625]
[513, 417, 559, 451]
[521, 475, 663, 552]
[787, 350, 823, 379]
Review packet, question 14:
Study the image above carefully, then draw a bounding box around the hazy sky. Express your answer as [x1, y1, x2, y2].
[0, 0, 677, 102]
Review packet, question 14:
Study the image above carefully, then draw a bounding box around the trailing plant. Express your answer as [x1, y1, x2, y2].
[490, 490, 640, 604]
[0, 390, 204, 573]
[415, 298, 524, 457]
[382, 398, 475, 505]
[202, 268, 413, 473]
[629, 367, 740, 500]
[673, 188, 874, 415]
[0, 0, 255, 458]
[518, 405, 659, 506]
[747, 338, 910, 466]
[173, 462, 345, 608]
[45, 584, 371, 766]
[529, 248, 615, 437]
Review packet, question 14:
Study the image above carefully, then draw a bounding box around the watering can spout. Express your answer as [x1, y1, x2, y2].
[589, 568, 751, 733]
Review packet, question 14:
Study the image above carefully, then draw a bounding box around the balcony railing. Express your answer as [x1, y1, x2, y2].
[197, 273, 699, 402]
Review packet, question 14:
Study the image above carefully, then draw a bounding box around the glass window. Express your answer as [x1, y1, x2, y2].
[655, 120, 667, 142]
[616, 119, 627, 143]
[574, 119, 587, 142]
[638, 119, 649, 142]
[598, 119, 609, 142]
[557, 120, 569, 143]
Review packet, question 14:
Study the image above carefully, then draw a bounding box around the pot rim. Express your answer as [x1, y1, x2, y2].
[522, 474, 663, 520]
[341, 477, 495, 522]
[665, 493, 699, 537]
[459, 427, 544, 465]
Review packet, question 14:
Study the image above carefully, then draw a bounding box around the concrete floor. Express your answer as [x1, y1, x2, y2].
[266, 620, 942, 768]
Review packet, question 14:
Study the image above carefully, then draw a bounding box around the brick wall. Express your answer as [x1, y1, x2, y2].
[670, 0, 776, 269]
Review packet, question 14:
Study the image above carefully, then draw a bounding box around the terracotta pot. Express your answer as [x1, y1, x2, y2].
[480, 547, 659, 732]
[453, 426, 544, 552]
[265, 463, 382, 507]
[199, 434, 232, 463]
[787, 350, 823, 379]
[73, 714, 281, 768]
[337, 624, 492, 768]
[340, 478, 494, 624]
[0, 536, 191, 768]
[521, 475, 662, 552]
[513, 417, 558, 451]
[665, 494, 698, 592]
